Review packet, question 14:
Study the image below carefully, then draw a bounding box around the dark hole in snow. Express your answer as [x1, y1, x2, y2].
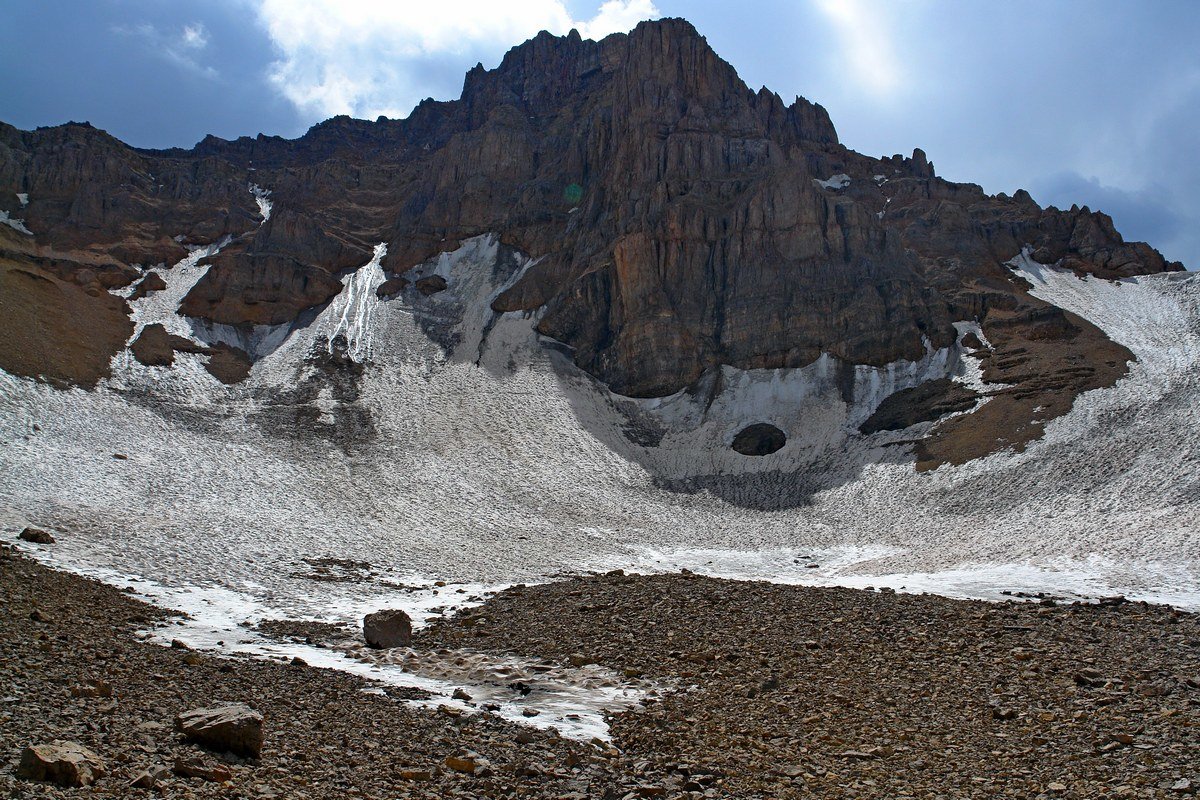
[731, 423, 786, 456]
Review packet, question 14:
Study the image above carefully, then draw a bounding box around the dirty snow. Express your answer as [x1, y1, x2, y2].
[249, 183, 272, 222]
[0, 210, 32, 234]
[813, 173, 852, 190]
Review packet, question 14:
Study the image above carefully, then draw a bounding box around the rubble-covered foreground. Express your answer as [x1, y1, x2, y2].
[3, 548, 1198, 799]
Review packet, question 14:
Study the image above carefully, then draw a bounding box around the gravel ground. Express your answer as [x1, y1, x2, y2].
[3, 546, 1198, 799]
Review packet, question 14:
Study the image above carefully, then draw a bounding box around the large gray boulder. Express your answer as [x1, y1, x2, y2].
[175, 703, 263, 757]
[17, 741, 105, 786]
[363, 608, 412, 648]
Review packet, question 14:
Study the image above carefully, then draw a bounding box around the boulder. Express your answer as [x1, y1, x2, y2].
[376, 275, 409, 298]
[128, 271, 167, 301]
[415, 275, 448, 296]
[17, 741, 105, 787]
[18, 527, 55, 544]
[363, 608, 413, 648]
[175, 703, 264, 757]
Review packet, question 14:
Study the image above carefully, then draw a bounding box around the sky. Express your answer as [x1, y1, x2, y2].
[1, 1, 1196, 267]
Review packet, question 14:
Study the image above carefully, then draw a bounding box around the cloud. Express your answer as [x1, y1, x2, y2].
[254, 0, 659, 120]
[810, 0, 903, 96]
[181, 24, 209, 50]
[113, 22, 217, 79]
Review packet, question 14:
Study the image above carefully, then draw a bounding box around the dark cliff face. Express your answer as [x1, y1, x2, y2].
[0, 18, 1184, 457]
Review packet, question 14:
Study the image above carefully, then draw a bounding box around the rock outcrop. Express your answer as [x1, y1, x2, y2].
[17, 741, 105, 787]
[0, 18, 1183, 467]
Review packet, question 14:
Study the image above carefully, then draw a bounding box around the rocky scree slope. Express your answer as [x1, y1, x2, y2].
[0, 18, 1183, 467]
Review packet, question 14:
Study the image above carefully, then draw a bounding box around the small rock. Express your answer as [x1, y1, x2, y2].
[173, 755, 232, 783]
[363, 609, 412, 648]
[399, 768, 432, 781]
[70, 679, 114, 698]
[175, 703, 264, 758]
[170, 639, 192, 650]
[1172, 779, 1194, 794]
[1048, 782, 1068, 793]
[445, 754, 479, 774]
[17, 741, 105, 787]
[130, 763, 171, 789]
[452, 687, 472, 701]
[113, 453, 128, 460]
[18, 527, 55, 544]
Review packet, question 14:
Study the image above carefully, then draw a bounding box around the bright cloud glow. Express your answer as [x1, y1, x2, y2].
[811, 0, 903, 96]
[181, 24, 209, 50]
[114, 22, 216, 79]
[255, 0, 660, 120]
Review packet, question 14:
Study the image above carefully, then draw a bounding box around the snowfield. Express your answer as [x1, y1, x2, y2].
[1, 237, 1198, 733]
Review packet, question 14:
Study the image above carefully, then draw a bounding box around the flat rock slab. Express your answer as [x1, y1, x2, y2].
[173, 755, 233, 783]
[18, 740, 105, 786]
[175, 703, 263, 757]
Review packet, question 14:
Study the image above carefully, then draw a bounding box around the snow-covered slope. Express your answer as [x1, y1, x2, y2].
[2, 239, 1198, 685]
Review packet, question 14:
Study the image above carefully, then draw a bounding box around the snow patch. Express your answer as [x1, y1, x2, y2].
[249, 183, 272, 222]
[0, 210, 32, 235]
[16, 192, 29, 207]
[327, 243, 387, 361]
[814, 173, 851, 190]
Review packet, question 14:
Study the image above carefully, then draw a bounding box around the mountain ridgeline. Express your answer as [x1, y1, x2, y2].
[0, 18, 1183, 469]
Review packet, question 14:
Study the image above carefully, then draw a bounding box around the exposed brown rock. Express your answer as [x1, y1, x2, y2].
[414, 274, 447, 296]
[917, 304, 1131, 469]
[860, 378, 978, 435]
[172, 755, 233, 783]
[0, 256, 132, 387]
[130, 323, 204, 368]
[375, 275, 408, 298]
[128, 270, 167, 300]
[363, 608, 413, 649]
[175, 703, 264, 758]
[202, 342, 252, 384]
[17, 741, 105, 787]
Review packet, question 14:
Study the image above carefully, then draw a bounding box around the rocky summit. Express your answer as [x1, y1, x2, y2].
[0, 18, 1183, 469]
